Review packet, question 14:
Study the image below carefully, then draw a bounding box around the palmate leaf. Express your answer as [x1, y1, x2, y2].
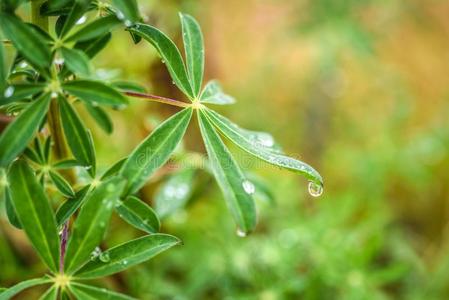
[38, 286, 58, 300]
[49, 170, 75, 198]
[64, 177, 126, 274]
[200, 80, 235, 105]
[180, 13, 204, 97]
[203, 109, 323, 186]
[0, 93, 51, 167]
[0, 277, 51, 300]
[65, 14, 121, 43]
[62, 80, 128, 107]
[111, 0, 140, 25]
[74, 234, 180, 279]
[120, 108, 192, 195]
[129, 24, 194, 99]
[115, 196, 160, 233]
[59, 96, 95, 168]
[0, 13, 52, 70]
[69, 283, 135, 300]
[59, 47, 91, 77]
[8, 160, 60, 272]
[198, 110, 257, 234]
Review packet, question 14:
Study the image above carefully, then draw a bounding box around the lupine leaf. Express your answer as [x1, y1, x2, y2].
[63, 80, 128, 107]
[0, 93, 51, 167]
[101, 157, 126, 180]
[0, 41, 6, 95]
[59, 0, 90, 38]
[116, 196, 160, 233]
[38, 286, 58, 300]
[75, 234, 180, 278]
[53, 159, 82, 170]
[64, 177, 126, 274]
[198, 110, 257, 234]
[69, 283, 135, 300]
[8, 160, 60, 272]
[56, 184, 90, 226]
[200, 80, 235, 105]
[65, 14, 121, 42]
[0, 14, 52, 70]
[155, 168, 195, 218]
[204, 109, 323, 185]
[49, 170, 75, 198]
[112, 81, 146, 93]
[60, 47, 91, 76]
[180, 13, 204, 97]
[0, 277, 51, 300]
[84, 103, 113, 134]
[59, 96, 95, 167]
[4, 187, 22, 229]
[111, 0, 140, 24]
[0, 83, 45, 105]
[120, 108, 192, 195]
[74, 33, 111, 59]
[129, 24, 194, 99]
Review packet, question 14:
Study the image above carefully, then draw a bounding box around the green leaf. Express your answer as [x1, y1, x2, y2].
[111, 0, 140, 24]
[111, 81, 146, 93]
[116, 196, 160, 233]
[0, 277, 51, 300]
[63, 80, 128, 107]
[204, 109, 323, 185]
[49, 170, 75, 198]
[55, 184, 90, 226]
[59, 96, 95, 167]
[198, 110, 257, 234]
[38, 286, 58, 300]
[0, 83, 45, 105]
[0, 93, 51, 167]
[74, 33, 111, 59]
[155, 168, 195, 218]
[129, 24, 194, 99]
[200, 80, 235, 105]
[8, 160, 60, 272]
[101, 158, 127, 180]
[69, 283, 135, 300]
[4, 187, 22, 229]
[120, 108, 192, 195]
[64, 177, 126, 274]
[65, 14, 121, 42]
[75, 234, 180, 278]
[0, 41, 6, 95]
[59, 0, 90, 38]
[85, 103, 113, 134]
[0, 14, 52, 70]
[53, 159, 82, 170]
[180, 13, 204, 97]
[59, 47, 91, 76]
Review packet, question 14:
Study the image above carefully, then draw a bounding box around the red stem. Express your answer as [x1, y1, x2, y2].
[124, 91, 190, 108]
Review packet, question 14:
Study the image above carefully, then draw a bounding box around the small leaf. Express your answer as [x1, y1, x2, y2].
[84, 103, 113, 134]
[64, 177, 126, 274]
[38, 286, 58, 300]
[0, 14, 52, 70]
[112, 81, 146, 93]
[53, 159, 82, 170]
[198, 110, 257, 234]
[59, 47, 91, 76]
[69, 283, 135, 300]
[59, 96, 95, 167]
[155, 168, 195, 218]
[116, 196, 160, 233]
[75, 234, 180, 278]
[65, 14, 121, 42]
[120, 108, 192, 195]
[111, 0, 140, 25]
[200, 80, 235, 105]
[56, 184, 90, 226]
[0, 277, 51, 300]
[63, 80, 128, 107]
[59, 0, 90, 38]
[0, 83, 45, 105]
[74, 33, 111, 59]
[8, 160, 60, 272]
[204, 109, 323, 185]
[129, 24, 194, 99]
[101, 157, 126, 180]
[180, 13, 204, 97]
[49, 170, 75, 198]
[4, 187, 22, 229]
[0, 93, 51, 167]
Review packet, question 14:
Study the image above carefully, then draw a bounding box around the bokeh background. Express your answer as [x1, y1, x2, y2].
[1, 0, 449, 299]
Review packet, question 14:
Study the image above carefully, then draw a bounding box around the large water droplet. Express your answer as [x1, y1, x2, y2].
[76, 15, 87, 25]
[99, 252, 110, 262]
[4, 86, 14, 98]
[90, 246, 102, 261]
[236, 228, 247, 238]
[308, 181, 323, 197]
[242, 180, 255, 195]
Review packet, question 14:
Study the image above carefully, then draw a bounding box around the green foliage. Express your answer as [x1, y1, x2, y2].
[0, 2, 321, 299]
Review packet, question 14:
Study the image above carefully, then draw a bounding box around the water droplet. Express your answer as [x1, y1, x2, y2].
[54, 57, 64, 65]
[116, 11, 125, 20]
[236, 228, 247, 237]
[90, 247, 102, 260]
[4, 86, 14, 98]
[171, 81, 175, 85]
[76, 15, 87, 25]
[122, 260, 128, 265]
[19, 61, 28, 68]
[242, 180, 255, 195]
[124, 20, 132, 27]
[161, 60, 165, 64]
[99, 252, 110, 262]
[308, 181, 323, 197]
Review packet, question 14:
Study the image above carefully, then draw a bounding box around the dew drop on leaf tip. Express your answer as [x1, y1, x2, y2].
[308, 181, 323, 197]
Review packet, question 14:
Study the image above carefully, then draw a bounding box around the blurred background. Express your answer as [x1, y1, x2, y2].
[1, 0, 449, 299]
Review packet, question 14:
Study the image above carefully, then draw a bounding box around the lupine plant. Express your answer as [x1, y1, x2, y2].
[0, 0, 323, 298]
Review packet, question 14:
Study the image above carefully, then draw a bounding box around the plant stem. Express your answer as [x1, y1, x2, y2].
[124, 91, 191, 108]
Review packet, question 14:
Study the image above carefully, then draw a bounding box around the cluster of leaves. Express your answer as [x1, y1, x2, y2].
[0, 0, 322, 299]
